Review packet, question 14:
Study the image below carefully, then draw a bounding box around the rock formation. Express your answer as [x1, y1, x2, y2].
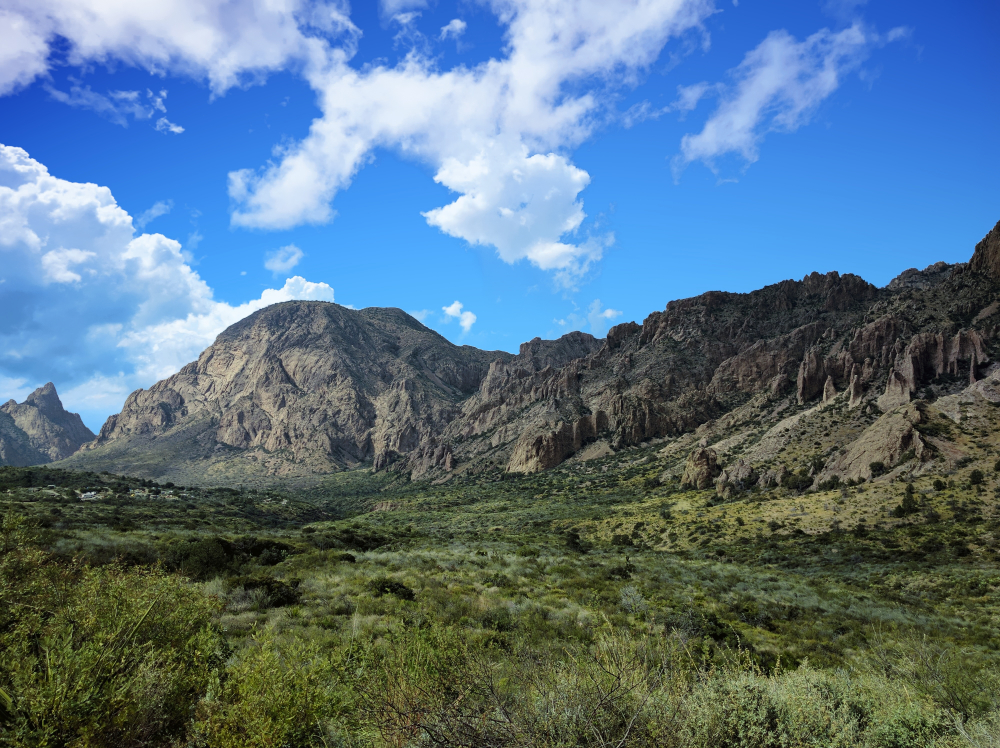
[816, 403, 925, 483]
[681, 447, 720, 489]
[0, 383, 94, 465]
[967, 219, 1000, 282]
[821, 376, 837, 405]
[716, 459, 756, 498]
[54, 218, 1000, 486]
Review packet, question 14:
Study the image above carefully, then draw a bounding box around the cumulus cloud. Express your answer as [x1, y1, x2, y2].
[0, 144, 334, 425]
[439, 18, 466, 40]
[264, 244, 304, 275]
[442, 300, 476, 333]
[136, 200, 173, 229]
[228, 0, 716, 286]
[675, 23, 902, 175]
[587, 299, 622, 336]
[0, 0, 359, 97]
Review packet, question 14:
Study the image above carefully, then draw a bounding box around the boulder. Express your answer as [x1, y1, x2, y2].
[681, 447, 720, 489]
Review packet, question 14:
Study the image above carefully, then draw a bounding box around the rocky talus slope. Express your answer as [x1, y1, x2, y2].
[59, 220, 1000, 491]
[0, 383, 95, 466]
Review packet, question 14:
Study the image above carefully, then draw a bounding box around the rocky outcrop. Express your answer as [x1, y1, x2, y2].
[816, 403, 925, 483]
[887, 261, 955, 291]
[968, 219, 1000, 282]
[0, 383, 94, 463]
[681, 447, 720, 489]
[797, 348, 827, 404]
[709, 323, 823, 397]
[822, 376, 837, 405]
[847, 364, 864, 408]
[877, 368, 911, 411]
[716, 458, 756, 498]
[935, 368, 1000, 423]
[515, 332, 601, 371]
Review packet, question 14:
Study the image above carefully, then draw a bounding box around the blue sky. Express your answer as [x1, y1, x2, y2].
[0, 0, 997, 431]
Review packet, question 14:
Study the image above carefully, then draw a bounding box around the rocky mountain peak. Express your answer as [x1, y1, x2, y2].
[0, 383, 94, 464]
[24, 382, 62, 413]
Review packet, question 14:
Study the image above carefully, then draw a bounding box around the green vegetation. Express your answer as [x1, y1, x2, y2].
[2, 456, 1000, 746]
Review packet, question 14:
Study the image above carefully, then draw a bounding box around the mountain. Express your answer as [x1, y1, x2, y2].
[59, 220, 1000, 489]
[0, 383, 95, 466]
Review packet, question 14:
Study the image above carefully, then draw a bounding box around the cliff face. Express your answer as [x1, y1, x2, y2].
[58, 220, 1000, 486]
[0, 383, 94, 465]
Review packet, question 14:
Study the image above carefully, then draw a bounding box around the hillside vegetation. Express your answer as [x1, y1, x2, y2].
[3, 440, 1000, 746]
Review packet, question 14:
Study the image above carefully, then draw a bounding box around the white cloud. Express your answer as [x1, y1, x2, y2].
[672, 81, 713, 113]
[264, 244, 304, 275]
[408, 309, 431, 322]
[136, 200, 173, 229]
[675, 23, 898, 175]
[0, 144, 334, 425]
[155, 117, 185, 134]
[439, 19, 466, 41]
[0, 0, 359, 97]
[45, 85, 170, 126]
[228, 0, 716, 287]
[381, 0, 427, 18]
[442, 300, 476, 333]
[587, 299, 622, 335]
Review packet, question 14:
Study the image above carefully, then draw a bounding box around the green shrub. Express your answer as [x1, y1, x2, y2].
[367, 576, 416, 601]
[0, 519, 222, 748]
[190, 632, 351, 748]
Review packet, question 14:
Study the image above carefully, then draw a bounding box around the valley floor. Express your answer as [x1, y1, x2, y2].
[2, 444, 1000, 746]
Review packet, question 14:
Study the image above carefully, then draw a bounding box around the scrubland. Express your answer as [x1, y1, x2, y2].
[2, 448, 1000, 747]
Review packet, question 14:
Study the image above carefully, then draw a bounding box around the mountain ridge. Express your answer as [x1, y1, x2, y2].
[56, 220, 1000, 487]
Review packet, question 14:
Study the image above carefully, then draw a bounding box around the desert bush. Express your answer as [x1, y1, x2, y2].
[190, 631, 353, 748]
[0, 513, 223, 747]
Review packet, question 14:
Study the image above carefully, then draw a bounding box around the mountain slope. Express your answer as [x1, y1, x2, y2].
[0, 383, 94, 465]
[59, 220, 1000, 487]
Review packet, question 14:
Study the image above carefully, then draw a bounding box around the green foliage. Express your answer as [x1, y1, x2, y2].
[870, 461, 888, 478]
[190, 632, 351, 748]
[5, 437, 1000, 747]
[0, 518, 222, 747]
[781, 469, 813, 492]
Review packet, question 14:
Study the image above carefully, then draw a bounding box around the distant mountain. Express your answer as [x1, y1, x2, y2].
[0, 383, 95, 466]
[58, 221, 1000, 489]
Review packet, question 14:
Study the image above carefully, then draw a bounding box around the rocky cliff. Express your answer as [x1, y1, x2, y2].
[58, 220, 1000, 487]
[0, 383, 94, 465]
